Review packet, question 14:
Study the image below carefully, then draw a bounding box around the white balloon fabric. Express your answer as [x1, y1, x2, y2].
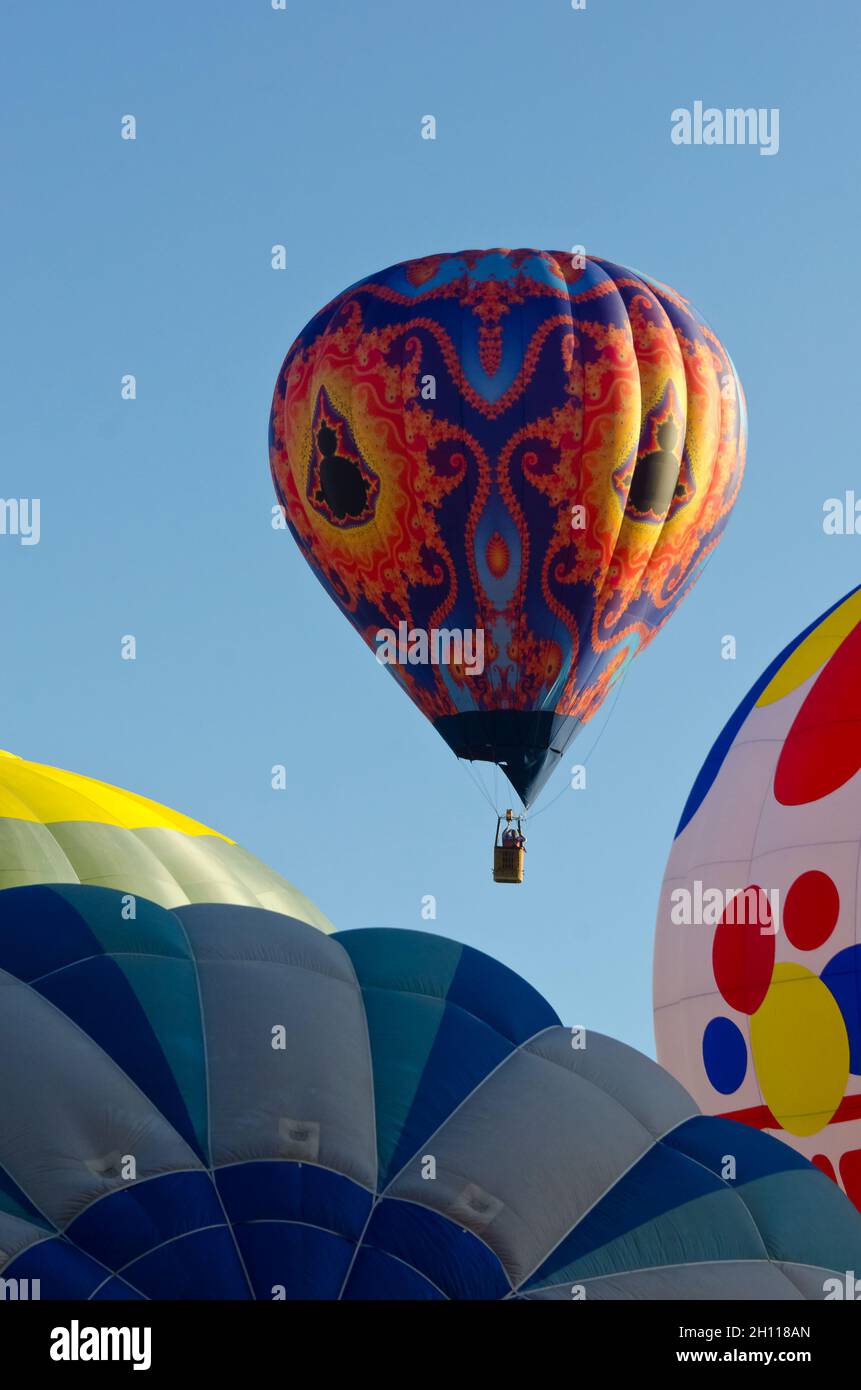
[655, 584, 861, 1207]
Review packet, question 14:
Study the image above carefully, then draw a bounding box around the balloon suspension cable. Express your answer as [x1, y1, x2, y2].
[462, 757, 527, 821]
[459, 756, 499, 815]
[528, 661, 632, 822]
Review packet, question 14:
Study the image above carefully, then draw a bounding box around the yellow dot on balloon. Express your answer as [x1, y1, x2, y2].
[750, 962, 849, 1137]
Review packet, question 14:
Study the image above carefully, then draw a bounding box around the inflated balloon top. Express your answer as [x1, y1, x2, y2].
[270, 248, 746, 805]
[0, 750, 332, 931]
[3, 887, 859, 1299]
[655, 584, 861, 1206]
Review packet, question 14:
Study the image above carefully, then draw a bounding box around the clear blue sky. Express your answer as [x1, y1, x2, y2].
[2, 0, 858, 1056]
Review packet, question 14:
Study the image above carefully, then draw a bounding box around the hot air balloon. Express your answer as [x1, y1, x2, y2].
[2, 884, 858, 1299]
[654, 584, 861, 1208]
[0, 750, 331, 930]
[270, 249, 746, 811]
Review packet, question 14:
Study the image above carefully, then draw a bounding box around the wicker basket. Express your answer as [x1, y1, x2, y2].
[493, 844, 524, 884]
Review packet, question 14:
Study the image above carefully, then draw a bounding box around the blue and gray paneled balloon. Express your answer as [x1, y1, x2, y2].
[1, 884, 859, 1299]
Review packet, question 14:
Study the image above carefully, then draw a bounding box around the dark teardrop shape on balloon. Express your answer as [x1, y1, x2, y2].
[628, 419, 681, 516]
[315, 424, 369, 520]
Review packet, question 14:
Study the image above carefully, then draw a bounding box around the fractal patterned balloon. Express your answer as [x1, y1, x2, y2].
[655, 585, 861, 1208]
[270, 249, 746, 804]
[2, 885, 860, 1299]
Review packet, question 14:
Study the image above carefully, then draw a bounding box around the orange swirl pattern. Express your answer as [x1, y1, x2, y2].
[270, 249, 746, 802]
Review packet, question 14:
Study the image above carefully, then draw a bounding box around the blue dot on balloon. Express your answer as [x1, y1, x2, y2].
[821, 945, 861, 1073]
[702, 1016, 747, 1094]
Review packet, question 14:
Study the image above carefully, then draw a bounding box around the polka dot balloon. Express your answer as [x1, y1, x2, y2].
[654, 585, 861, 1208]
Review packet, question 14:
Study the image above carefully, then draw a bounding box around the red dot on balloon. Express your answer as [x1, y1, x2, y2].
[812, 1153, 837, 1183]
[712, 886, 775, 1015]
[775, 622, 861, 805]
[839, 1149, 861, 1211]
[782, 870, 840, 951]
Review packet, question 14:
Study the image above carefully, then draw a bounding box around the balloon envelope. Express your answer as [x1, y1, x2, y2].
[270, 249, 746, 803]
[2, 885, 857, 1299]
[0, 750, 331, 931]
[655, 584, 861, 1207]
